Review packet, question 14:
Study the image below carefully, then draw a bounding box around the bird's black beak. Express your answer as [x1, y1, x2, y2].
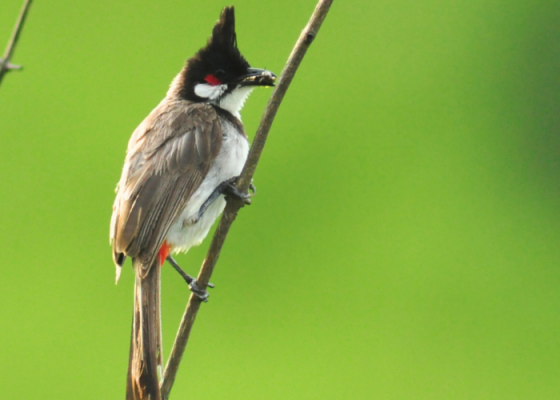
[239, 68, 276, 87]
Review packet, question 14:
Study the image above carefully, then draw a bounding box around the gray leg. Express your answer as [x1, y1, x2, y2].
[166, 255, 214, 302]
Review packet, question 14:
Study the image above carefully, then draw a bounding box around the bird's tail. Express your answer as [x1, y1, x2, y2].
[126, 258, 163, 400]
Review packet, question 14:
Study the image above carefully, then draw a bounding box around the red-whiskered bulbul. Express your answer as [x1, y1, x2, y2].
[110, 7, 275, 400]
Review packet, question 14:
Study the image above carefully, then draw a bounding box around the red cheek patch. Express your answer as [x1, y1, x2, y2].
[204, 74, 221, 86]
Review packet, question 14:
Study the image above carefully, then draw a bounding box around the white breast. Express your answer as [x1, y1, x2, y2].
[165, 119, 249, 252]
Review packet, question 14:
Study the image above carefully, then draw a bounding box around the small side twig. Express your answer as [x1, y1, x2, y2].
[0, 0, 33, 87]
[160, 0, 333, 398]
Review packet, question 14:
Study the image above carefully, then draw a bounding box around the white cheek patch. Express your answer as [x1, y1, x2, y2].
[194, 83, 227, 100]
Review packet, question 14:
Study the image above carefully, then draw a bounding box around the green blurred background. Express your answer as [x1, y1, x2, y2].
[1, 0, 559, 398]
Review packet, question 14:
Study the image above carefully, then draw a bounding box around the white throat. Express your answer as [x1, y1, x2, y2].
[194, 83, 254, 120]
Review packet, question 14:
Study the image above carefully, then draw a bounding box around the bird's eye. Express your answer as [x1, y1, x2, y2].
[215, 69, 226, 78]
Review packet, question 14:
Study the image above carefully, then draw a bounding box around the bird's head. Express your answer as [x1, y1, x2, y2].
[176, 6, 276, 117]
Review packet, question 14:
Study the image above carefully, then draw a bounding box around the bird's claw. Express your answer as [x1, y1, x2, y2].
[222, 176, 254, 205]
[166, 255, 215, 292]
[189, 280, 210, 302]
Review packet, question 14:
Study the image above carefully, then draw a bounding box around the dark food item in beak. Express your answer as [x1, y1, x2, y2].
[240, 68, 277, 86]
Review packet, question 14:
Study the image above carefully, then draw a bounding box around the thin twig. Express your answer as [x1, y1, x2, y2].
[160, 0, 334, 398]
[0, 0, 33, 87]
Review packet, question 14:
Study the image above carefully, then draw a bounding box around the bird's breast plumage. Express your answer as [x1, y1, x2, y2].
[165, 115, 249, 252]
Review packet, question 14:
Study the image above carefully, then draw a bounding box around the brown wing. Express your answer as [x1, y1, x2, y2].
[110, 101, 222, 278]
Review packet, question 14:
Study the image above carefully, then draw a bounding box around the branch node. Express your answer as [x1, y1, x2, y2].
[0, 0, 33, 87]
[8, 62, 22, 70]
[305, 31, 316, 44]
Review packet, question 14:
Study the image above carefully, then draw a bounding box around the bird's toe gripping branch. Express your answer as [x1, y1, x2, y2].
[187, 280, 210, 302]
[195, 176, 256, 222]
[166, 255, 214, 302]
[221, 176, 255, 205]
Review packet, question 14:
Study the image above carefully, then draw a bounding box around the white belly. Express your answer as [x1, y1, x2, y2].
[165, 120, 249, 252]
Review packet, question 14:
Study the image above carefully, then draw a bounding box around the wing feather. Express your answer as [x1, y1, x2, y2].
[111, 102, 222, 277]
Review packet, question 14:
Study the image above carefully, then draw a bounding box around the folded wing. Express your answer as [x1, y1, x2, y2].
[110, 102, 222, 278]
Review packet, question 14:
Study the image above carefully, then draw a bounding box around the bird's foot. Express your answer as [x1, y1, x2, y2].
[189, 279, 210, 302]
[220, 176, 255, 205]
[166, 256, 214, 301]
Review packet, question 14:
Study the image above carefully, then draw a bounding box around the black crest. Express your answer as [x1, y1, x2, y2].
[210, 6, 238, 50]
[178, 6, 251, 101]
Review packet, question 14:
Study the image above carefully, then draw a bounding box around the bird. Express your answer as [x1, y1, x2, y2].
[109, 6, 275, 400]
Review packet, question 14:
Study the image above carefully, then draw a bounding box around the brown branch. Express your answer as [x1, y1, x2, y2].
[160, 0, 334, 398]
[0, 0, 33, 87]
